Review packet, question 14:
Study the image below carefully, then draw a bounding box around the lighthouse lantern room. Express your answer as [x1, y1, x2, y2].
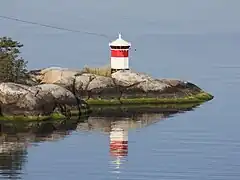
[109, 33, 131, 74]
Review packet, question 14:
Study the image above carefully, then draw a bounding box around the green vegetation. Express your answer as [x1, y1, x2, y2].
[86, 92, 213, 105]
[0, 108, 92, 121]
[0, 37, 29, 83]
[0, 92, 213, 121]
[0, 112, 66, 121]
[0, 110, 91, 121]
[90, 102, 202, 110]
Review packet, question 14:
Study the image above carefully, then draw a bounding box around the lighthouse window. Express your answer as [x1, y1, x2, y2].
[121, 46, 130, 49]
[110, 46, 130, 49]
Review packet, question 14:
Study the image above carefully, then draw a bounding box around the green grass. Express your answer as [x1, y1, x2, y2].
[86, 92, 214, 105]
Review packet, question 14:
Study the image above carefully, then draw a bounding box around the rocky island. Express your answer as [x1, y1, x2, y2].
[0, 36, 214, 121]
[0, 66, 213, 120]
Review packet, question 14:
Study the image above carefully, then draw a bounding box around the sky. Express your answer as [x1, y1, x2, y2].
[0, 0, 239, 70]
[1, 0, 240, 34]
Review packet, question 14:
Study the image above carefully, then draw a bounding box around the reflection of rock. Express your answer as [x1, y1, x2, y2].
[0, 118, 83, 179]
[77, 112, 169, 133]
[78, 102, 200, 133]
[0, 135, 28, 179]
[0, 105, 195, 178]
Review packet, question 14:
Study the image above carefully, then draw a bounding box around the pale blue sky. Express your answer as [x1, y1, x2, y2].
[0, 0, 239, 74]
[1, 0, 240, 34]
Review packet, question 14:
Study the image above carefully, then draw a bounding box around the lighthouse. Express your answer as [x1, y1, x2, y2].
[109, 33, 131, 74]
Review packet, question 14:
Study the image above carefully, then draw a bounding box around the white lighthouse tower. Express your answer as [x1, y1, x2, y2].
[109, 33, 131, 74]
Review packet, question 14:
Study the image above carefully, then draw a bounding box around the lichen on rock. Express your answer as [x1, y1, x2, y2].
[0, 82, 88, 119]
[0, 66, 213, 120]
[29, 67, 213, 105]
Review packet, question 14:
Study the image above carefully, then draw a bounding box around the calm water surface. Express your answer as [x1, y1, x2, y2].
[1, 0, 240, 179]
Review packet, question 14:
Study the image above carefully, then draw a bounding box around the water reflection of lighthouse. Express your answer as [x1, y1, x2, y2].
[109, 121, 128, 172]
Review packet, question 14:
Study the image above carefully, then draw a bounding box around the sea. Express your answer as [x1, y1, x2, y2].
[0, 0, 240, 179]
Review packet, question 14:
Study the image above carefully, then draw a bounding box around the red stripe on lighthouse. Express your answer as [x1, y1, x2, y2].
[111, 50, 129, 57]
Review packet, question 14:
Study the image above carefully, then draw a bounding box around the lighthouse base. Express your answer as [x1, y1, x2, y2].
[111, 68, 130, 74]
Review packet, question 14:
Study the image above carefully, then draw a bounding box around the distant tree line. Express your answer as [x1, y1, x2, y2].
[0, 37, 29, 83]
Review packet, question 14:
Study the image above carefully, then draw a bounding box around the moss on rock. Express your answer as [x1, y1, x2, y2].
[85, 91, 213, 106]
[0, 90, 213, 121]
[0, 108, 91, 121]
[0, 112, 65, 121]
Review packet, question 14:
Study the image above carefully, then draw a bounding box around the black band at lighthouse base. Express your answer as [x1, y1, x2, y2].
[111, 68, 130, 74]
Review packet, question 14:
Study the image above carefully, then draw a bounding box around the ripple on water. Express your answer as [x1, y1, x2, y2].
[0, 102, 240, 180]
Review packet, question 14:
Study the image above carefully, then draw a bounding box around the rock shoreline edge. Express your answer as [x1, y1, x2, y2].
[0, 67, 214, 121]
[0, 101, 207, 121]
[86, 92, 213, 105]
[0, 92, 213, 121]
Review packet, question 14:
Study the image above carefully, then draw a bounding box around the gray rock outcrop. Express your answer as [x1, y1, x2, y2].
[0, 82, 83, 117]
[29, 67, 205, 100]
